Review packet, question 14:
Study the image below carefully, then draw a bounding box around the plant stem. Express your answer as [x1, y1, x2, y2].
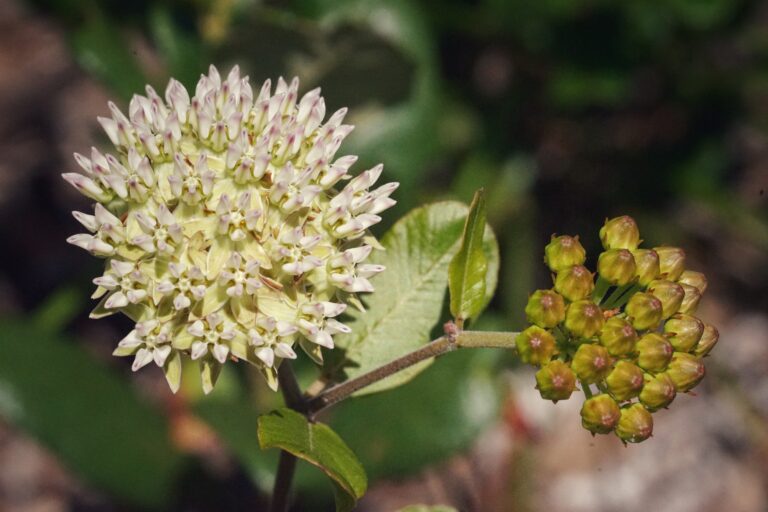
[270, 362, 306, 512]
[307, 329, 518, 416]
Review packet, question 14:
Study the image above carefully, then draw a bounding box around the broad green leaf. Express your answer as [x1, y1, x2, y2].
[449, 189, 489, 325]
[331, 201, 499, 394]
[258, 408, 367, 512]
[397, 506, 459, 512]
[0, 319, 182, 509]
[149, 5, 207, 89]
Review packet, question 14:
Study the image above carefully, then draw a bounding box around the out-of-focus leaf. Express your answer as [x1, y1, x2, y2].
[331, 348, 500, 478]
[149, 5, 207, 88]
[330, 201, 499, 395]
[258, 408, 367, 512]
[449, 189, 489, 325]
[397, 505, 459, 512]
[70, 14, 146, 100]
[34, 287, 82, 332]
[0, 319, 181, 509]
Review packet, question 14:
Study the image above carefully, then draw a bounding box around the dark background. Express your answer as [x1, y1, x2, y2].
[0, 0, 766, 511]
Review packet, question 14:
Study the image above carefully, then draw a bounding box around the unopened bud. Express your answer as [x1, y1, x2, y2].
[572, 344, 612, 384]
[636, 333, 673, 373]
[625, 292, 663, 331]
[515, 326, 557, 366]
[616, 403, 653, 443]
[655, 246, 686, 281]
[525, 289, 566, 328]
[678, 270, 708, 294]
[666, 353, 705, 392]
[663, 313, 704, 352]
[678, 283, 701, 315]
[544, 235, 586, 272]
[648, 279, 685, 319]
[632, 249, 660, 287]
[606, 361, 645, 401]
[564, 300, 605, 339]
[639, 372, 676, 411]
[599, 317, 638, 356]
[535, 360, 577, 402]
[600, 216, 640, 250]
[581, 394, 621, 435]
[554, 265, 595, 301]
[694, 324, 719, 357]
[597, 249, 637, 286]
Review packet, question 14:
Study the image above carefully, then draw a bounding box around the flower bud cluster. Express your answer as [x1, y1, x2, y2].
[65, 66, 397, 393]
[520, 216, 717, 443]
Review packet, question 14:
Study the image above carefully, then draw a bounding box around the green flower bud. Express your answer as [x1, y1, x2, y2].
[515, 326, 557, 366]
[678, 283, 701, 315]
[572, 344, 612, 384]
[678, 270, 708, 295]
[544, 235, 586, 272]
[580, 394, 621, 435]
[632, 249, 661, 287]
[616, 403, 653, 443]
[694, 324, 719, 357]
[599, 317, 638, 356]
[636, 333, 674, 373]
[564, 300, 605, 339]
[600, 215, 640, 250]
[663, 313, 704, 352]
[606, 361, 645, 401]
[639, 372, 676, 411]
[666, 353, 705, 392]
[625, 292, 663, 331]
[648, 279, 685, 319]
[535, 360, 577, 402]
[597, 249, 637, 286]
[525, 289, 566, 328]
[554, 265, 595, 301]
[655, 246, 686, 281]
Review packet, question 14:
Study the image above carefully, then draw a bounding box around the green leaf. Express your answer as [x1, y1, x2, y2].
[332, 201, 499, 394]
[0, 319, 182, 509]
[449, 189, 489, 325]
[257, 408, 367, 512]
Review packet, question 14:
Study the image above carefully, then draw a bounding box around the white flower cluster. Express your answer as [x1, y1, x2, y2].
[64, 65, 397, 393]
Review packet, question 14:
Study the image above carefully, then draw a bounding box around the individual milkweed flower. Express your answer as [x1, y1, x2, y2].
[65, 65, 398, 393]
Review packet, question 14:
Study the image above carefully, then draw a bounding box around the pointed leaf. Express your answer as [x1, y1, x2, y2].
[448, 189, 489, 325]
[257, 408, 367, 512]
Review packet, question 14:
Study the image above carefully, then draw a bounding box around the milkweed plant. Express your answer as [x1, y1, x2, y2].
[64, 65, 719, 511]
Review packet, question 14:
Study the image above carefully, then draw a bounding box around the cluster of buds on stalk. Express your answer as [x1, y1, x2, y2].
[518, 216, 717, 443]
[64, 65, 397, 393]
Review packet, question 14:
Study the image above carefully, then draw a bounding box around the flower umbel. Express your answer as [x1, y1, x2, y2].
[522, 215, 717, 443]
[65, 65, 398, 393]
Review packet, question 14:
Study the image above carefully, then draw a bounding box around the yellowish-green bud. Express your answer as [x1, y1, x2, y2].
[515, 326, 557, 366]
[606, 361, 645, 401]
[572, 343, 612, 384]
[648, 279, 685, 319]
[535, 360, 577, 402]
[678, 283, 702, 315]
[678, 270, 708, 294]
[632, 249, 661, 287]
[639, 372, 676, 411]
[600, 215, 640, 250]
[554, 265, 595, 301]
[525, 289, 566, 328]
[625, 292, 663, 331]
[597, 249, 637, 286]
[616, 403, 653, 443]
[564, 300, 605, 339]
[544, 235, 586, 272]
[663, 313, 704, 352]
[694, 324, 719, 357]
[580, 394, 621, 435]
[655, 246, 686, 281]
[599, 316, 638, 356]
[666, 353, 705, 392]
[636, 332, 673, 373]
